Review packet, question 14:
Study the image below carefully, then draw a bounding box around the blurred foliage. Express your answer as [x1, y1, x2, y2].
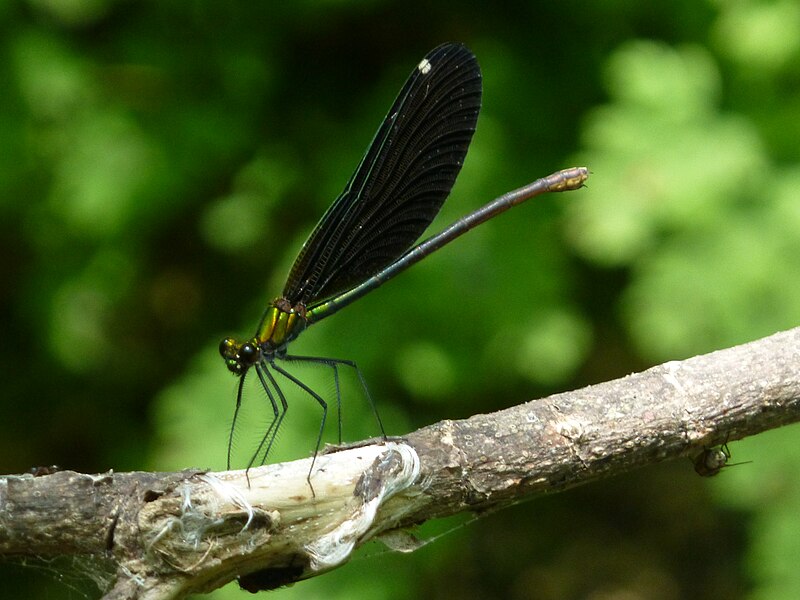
[1, 0, 799, 599]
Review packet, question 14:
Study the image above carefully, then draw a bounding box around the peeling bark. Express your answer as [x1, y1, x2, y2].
[1, 328, 798, 599]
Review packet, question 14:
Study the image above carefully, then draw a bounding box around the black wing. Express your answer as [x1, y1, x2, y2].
[282, 43, 482, 306]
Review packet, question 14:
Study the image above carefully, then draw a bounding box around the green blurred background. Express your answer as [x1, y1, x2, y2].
[2, 0, 800, 598]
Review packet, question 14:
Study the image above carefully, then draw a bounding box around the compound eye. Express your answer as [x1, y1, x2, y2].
[219, 337, 237, 358]
[239, 342, 260, 364]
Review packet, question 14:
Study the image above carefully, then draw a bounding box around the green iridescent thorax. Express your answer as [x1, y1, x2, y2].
[255, 297, 308, 348]
[219, 298, 309, 376]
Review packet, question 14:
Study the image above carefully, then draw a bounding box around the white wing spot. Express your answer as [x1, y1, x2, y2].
[418, 58, 432, 74]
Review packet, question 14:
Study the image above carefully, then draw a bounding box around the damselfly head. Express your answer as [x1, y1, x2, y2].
[219, 337, 262, 375]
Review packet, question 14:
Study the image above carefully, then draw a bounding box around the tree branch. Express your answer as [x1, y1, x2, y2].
[1, 327, 798, 599]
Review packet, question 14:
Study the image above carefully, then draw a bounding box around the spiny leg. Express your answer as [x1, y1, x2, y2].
[283, 354, 387, 440]
[281, 354, 343, 444]
[249, 363, 288, 470]
[270, 361, 328, 491]
[227, 372, 248, 470]
[334, 362, 342, 443]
